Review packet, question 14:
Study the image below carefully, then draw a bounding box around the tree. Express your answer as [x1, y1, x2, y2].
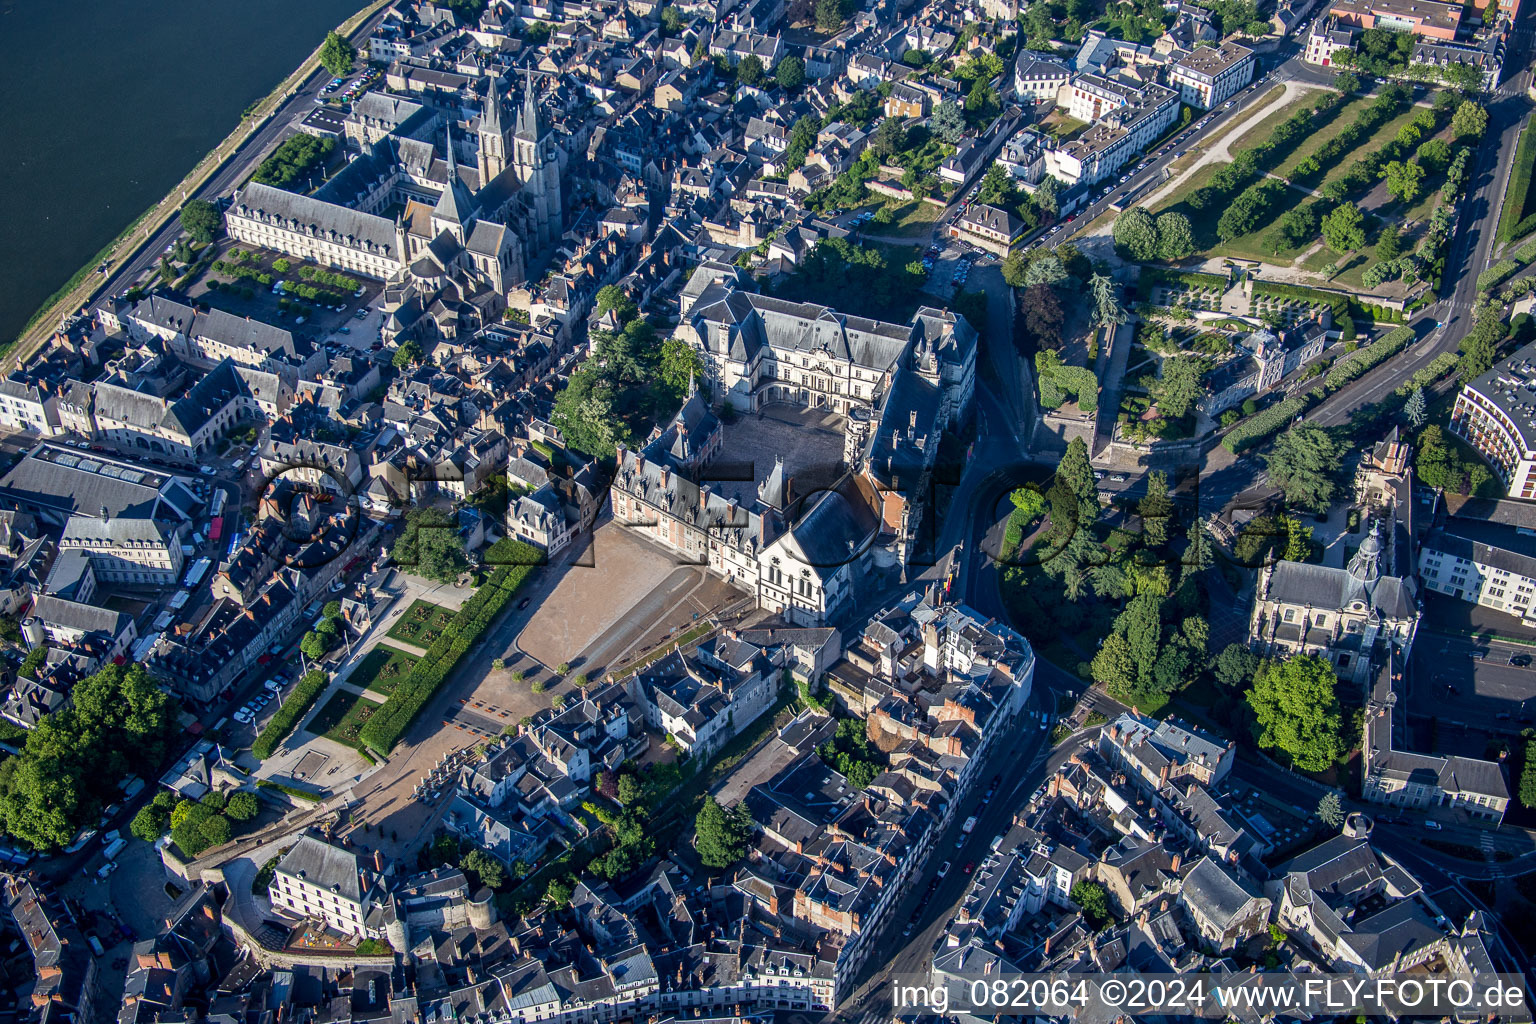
[774, 55, 805, 89]
[1156, 212, 1195, 261]
[815, 0, 845, 32]
[1521, 734, 1536, 809]
[544, 877, 574, 908]
[1247, 655, 1345, 772]
[930, 100, 966, 144]
[1138, 471, 1174, 547]
[1451, 100, 1488, 141]
[659, 5, 684, 32]
[1021, 284, 1065, 348]
[1316, 790, 1344, 828]
[1213, 642, 1260, 688]
[320, 30, 357, 77]
[617, 773, 643, 806]
[1010, 487, 1047, 522]
[870, 117, 908, 159]
[1001, 250, 1028, 288]
[594, 284, 637, 324]
[179, 200, 221, 245]
[299, 631, 330, 661]
[393, 339, 425, 368]
[226, 791, 260, 822]
[1024, 253, 1067, 288]
[461, 848, 506, 889]
[1375, 224, 1403, 263]
[1416, 137, 1452, 174]
[390, 508, 469, 583]
[1147, 356, 1204, 421]
[1403, 386, 1427, 428]
[1070, 880, 1112, 929]
[1112, 206, 1160, 261]
[785, 115, 818, 171]
[1272, 206, 1319, 250]
[1265, 422, 1342, 512]
[130, 806, 166, 842]
[200, 815, 232, 849]
[695, 795, 754, 868]
[1321, 203, 1366, 253]
[737, 54, 765, 86]
[1089, 273, 1126, 328]
[1380, 159, 1425, 203]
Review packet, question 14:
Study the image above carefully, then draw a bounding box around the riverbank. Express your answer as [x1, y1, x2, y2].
[4, 0, 389, 369]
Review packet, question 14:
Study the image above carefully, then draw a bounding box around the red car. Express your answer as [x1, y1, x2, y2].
[963, 862, 974, 875]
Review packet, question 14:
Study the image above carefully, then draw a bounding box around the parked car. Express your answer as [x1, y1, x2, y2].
[937, 860, 951, 878]
[1511, 654, 1532, 667]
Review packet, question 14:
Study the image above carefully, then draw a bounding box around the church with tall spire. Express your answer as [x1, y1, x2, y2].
[224, 65, 565, 345]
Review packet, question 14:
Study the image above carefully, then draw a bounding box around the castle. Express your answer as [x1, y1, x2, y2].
[224, 71, 563, 344]
[609, 270, 977, 626]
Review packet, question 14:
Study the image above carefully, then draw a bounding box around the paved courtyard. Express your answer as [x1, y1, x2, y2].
[517, 522, 681, 669]
[711, 404, 848, 508]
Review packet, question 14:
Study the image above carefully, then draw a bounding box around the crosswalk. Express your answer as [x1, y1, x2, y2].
[1479, 830, 1504, 880]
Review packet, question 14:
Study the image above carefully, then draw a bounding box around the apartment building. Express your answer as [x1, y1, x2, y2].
[1449, 341, 1536, 501]
[1044, 75, 1180, 186]
[1168, 41, 1256, 109]
[1419, 518, 1536, 626]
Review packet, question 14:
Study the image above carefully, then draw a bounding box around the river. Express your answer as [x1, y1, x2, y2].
[0, 0, 366, 344]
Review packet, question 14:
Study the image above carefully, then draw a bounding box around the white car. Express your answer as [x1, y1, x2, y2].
[233, 710, 253, 723]
[199, 466, 216, 476]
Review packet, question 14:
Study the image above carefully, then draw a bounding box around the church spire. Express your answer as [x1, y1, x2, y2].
[482, 73, 504, 138]
[434, 123, 476, 228]
[516, 67, 541, 142]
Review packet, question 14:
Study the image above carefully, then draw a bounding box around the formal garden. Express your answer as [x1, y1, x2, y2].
[308, 689, 379, 749]
[349, 645, 420, 696]
[386, 600, 459, 647]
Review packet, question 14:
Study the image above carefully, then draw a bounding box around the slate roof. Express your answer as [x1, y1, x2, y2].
[276, 834, 364, 904]
[0, 444, 199, 522]
[232, 182, 399, 259]
[1180, 856, 1262, 929]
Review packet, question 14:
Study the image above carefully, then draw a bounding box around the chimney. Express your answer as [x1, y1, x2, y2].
[1169, 853, 1181, 873]
[374, 849, 386, 873]
[1044, 933, 1053, 956]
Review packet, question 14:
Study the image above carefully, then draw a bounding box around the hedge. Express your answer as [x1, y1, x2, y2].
[1513, 237, 1536, 265]
[358, 539, 543, 753]
[1324, 327, 1414, 389]
[251, 670, 329, 760]
[1478, 260, 1520, 294]
[1223, 394, 1312, 453]
[257, 780, 322, 803]
[1498, 125, 1536, 243]
[1395, 351, 1460, 395]
[1142, 268, 1227, 297]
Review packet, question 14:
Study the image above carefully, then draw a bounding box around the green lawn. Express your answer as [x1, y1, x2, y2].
[1315, 107, 1423, 193]
[307, 690, 378, 748]
[1207, 182, 1318, 264]
[386, 600, 456, 647]
[1151, 162, 1222, 214]
[1236, 90, 1330, 160]
[1271, 95, 1373, 179]
[870, 200, 941, 239]
[1042, 112, 1089, 140]
[349, 645, 419, 695]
